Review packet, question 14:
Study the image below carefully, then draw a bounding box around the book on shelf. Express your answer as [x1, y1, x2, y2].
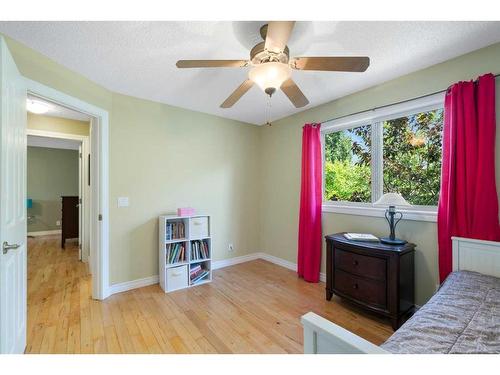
[165, 221, 185, 241]
[190, 265, 202, 278]
[190, 269, 209, 284]
[190, 239, 209, 261]
[190, 264, 209, 283]
[343, 233, 379, 242]
[167, 243, 186, 264]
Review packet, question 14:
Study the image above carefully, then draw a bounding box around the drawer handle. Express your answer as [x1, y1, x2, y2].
[353, 260, 359, 266]
[172, 270, 183, 276]
[353, 283, 359, 289]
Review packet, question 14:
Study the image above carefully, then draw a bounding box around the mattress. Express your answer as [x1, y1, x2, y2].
[381, 270, 500, 354]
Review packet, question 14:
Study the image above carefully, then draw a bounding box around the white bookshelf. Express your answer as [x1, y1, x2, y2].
[159, 214, 212, 293]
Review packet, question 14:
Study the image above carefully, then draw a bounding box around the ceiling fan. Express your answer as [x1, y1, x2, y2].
[176, 21, 370, 109]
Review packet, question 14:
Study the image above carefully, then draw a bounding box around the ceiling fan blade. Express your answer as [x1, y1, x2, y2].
[290, 56, 370, 72]
[220, 79, 254, 108]
[281, 78, 309, 108]
[264, 21, 295, 54]
[176, 60, 249, 68]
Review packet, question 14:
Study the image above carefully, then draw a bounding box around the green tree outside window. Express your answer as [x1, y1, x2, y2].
[324, 108, 443, 206]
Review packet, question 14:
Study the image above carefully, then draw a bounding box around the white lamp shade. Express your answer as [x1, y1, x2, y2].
[374, 193, 411, 207]
[248, 62, 291, 91]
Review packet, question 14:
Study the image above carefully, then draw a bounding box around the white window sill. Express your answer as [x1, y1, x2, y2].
[322, 203, 437, 222]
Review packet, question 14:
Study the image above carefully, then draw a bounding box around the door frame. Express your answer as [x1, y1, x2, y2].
[26, 128, 90, 263]
[25, 78, 110, 300]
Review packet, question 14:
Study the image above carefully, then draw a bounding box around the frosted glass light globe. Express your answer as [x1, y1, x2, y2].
[249, 62, 292, 92]
[26, 99, 50, 114]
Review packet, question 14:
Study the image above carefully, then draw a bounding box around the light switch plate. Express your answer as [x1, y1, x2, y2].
[117, 197, 129, 207]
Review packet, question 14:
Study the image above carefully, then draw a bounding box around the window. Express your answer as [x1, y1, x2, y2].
[322, 93, 444, 218]
[382, 109, 443, 206]
[324, 124, 371, 203]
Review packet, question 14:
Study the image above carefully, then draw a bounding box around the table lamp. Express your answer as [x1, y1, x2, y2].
[374, 193, 411, 245]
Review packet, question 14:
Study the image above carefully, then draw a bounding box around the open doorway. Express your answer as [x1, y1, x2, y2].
[26, 95, 92, 270]
[0, 38, 109, 353]
[25, 78, 110, 302]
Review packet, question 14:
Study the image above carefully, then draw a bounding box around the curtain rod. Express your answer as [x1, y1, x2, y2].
[321, 73, 500, 125]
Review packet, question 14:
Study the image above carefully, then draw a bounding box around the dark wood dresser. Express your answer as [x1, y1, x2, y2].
[61, 196, 79, 249]
[326, 233, 416, 330]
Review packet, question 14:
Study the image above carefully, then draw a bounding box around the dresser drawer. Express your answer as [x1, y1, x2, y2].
[334, 269, 387, 308]
[334, 248, 386, 281]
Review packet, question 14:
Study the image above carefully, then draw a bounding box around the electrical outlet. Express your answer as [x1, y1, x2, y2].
[228, 243, 234, 252]
[56, 220, 61, 226]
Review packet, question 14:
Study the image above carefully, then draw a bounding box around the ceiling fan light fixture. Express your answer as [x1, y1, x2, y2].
[248, 62, 291, 93]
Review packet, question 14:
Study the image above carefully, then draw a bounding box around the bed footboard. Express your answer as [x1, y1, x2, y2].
[301, 312, 389, 354]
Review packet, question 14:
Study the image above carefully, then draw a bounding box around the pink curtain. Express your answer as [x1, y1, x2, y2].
[297, 123, 323, 282]
[438, 73, 500, 282]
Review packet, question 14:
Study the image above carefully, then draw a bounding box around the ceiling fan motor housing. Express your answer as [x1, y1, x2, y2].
[250, 42, 290, 65]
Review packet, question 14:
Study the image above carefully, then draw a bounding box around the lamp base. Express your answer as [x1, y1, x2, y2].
[380, 237, 407, 245]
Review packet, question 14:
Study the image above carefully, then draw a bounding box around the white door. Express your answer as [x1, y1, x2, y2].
[0, 37, 27, 354]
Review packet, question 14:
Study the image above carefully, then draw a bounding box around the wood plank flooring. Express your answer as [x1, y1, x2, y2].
[26, 236, 392, 354]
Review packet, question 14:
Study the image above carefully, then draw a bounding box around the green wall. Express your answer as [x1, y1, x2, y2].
[2, 34, 261, 286]
[27, 146, 79, 232]
[108, 93, 260, 283]
[258, 42, 500, 306]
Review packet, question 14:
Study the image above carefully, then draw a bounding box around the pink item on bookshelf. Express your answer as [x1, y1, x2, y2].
[177, 207, 196, 216]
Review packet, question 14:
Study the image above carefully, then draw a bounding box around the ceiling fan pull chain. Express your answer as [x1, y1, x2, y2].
[266, 95, 272, 126]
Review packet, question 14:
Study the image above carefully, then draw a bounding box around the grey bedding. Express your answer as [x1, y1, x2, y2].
[381, 270, 500, 354]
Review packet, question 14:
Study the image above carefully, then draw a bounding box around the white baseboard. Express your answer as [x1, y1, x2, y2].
[109, 275, 159, 295]
[258, 252, 326, 282]
[28, 229, 62, 237]
[107, 252, 325, 297]
[258, 252, 296, 271]
[212, 253, 261, 270]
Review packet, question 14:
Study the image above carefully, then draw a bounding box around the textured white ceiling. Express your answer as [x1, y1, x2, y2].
[3, 21, 500, 125]
[28, 94, 91, 121]
[27, 135, 81, 150]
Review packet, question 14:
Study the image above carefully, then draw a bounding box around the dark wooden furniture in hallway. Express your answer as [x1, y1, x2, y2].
[61, 195, 79, 249]
[325, 233, 416, 330]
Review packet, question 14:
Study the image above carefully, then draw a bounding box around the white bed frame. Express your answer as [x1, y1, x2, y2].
[301, 236, 500, 354]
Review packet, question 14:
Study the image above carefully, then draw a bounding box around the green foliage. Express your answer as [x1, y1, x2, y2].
[324, 109, 443, 206]
[324, 160, 371, 202]
[324, 131, 352, 163]
[324, 126, 371, 202]
[383, 109, 443, 206]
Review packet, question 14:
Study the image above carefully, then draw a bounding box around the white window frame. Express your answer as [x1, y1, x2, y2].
[321, 92, 445, 222]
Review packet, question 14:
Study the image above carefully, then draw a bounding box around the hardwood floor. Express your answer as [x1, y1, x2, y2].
[26, 236, 392, 354]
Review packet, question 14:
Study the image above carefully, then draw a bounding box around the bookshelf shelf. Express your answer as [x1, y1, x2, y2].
[165, 238, 188, 244]
[190, 277, 211, 287]
[190, 236, 211, 241]
[159, 214, 212, 293]
[189, 258, 211, 265]
[165, 261, 189, 269]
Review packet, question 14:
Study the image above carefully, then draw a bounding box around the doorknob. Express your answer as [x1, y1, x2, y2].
[3, 241, 20, 255]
